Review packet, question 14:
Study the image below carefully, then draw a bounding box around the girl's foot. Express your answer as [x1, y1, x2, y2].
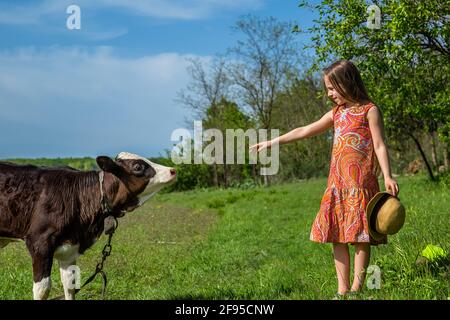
[332, 292, 347, 300]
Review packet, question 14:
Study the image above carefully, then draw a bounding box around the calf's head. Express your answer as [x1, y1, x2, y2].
[96, 152, 176, 213]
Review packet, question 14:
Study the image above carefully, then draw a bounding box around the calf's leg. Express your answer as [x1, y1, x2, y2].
[59, 260, 78, 300]
[26, 238, 54, 300]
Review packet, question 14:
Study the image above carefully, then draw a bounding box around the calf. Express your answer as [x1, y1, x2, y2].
[0, 152, 176, 300]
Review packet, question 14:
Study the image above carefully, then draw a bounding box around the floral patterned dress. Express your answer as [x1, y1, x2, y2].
[310, 102, 387, 245]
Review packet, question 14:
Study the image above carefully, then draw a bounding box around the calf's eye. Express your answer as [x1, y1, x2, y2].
[132, 163, 145, 175]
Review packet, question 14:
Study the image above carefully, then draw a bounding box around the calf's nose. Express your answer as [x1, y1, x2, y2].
[170, 168, 176, 176]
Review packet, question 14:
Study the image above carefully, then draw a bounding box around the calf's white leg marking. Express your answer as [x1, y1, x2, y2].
[59, 261, 78, 300]
[33, 277, 51, 300]
[55, 244, 81, 300]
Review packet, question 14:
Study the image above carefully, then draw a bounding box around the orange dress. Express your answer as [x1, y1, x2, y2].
[310, 102, 387, 245]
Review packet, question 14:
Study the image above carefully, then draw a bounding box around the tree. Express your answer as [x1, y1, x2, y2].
[203, 98, 254, 188]
[227, 15, 304, 130]
[177, 57, 258, 188]
[226, 15, 310, 185]
[177, 57, 230, 123]
[176, 57, 232, 186]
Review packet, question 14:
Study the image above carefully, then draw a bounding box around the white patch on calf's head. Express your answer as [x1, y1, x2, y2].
[116, 152, 145, 161]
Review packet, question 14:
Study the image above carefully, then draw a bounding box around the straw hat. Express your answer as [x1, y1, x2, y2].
[366, 192, 406, 241]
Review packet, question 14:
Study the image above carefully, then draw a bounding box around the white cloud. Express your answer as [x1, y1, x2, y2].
[0, 0, 64, 25]
[0, 47, 211, 158]
[0, 0, 265, 25]
[82, 28, 129, 41]
[95, 0, 264, 19]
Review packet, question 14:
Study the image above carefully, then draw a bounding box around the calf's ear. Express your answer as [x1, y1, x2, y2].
[96, 156, 121, 174]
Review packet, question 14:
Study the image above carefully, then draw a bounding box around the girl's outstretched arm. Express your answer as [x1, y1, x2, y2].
[367, 105, 399, 196]
[249, 110, 334, 153]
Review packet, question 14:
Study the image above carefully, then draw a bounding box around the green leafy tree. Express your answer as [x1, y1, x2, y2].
[203, 98, 255, 188]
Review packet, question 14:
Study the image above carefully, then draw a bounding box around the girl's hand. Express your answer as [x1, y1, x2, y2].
[249, 140, 272, 153]
[384, 176, 399, 197]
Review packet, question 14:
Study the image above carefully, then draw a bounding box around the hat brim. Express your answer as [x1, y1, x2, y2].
[366, 192, 391, 241]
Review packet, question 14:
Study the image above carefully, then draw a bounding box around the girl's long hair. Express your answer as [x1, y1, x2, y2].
[322, 60, 372, 106]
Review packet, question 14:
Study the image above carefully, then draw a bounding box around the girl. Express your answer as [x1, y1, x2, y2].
[250, 59, 399, 298]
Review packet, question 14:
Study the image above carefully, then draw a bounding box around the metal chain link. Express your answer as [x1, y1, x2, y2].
[75, 216, 118, 299]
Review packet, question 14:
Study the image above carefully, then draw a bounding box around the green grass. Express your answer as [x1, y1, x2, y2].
[0, 175, 448, 300]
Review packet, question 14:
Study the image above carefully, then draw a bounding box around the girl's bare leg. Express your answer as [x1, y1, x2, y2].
[333, 243, 350, 294]
[351, 243, 371, 292]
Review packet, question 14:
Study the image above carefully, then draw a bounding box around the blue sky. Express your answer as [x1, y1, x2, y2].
[0, 0, 319, 159]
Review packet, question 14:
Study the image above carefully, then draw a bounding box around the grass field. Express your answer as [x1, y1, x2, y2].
[0, 175, 449, 300]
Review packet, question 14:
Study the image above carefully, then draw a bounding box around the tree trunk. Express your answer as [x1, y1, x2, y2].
[223, 164, 228, 188]
[408, 132, 435, 181]
[252, 164, 260, 186]
[263, 174, 269, 186]
[213, 163, 219, 187]
[430, 132, 438, 170]
[444, 141, 449, 170]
